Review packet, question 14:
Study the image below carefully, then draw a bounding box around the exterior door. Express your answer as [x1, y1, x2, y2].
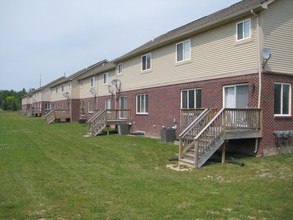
[119, 96, 128, 119]
[224, 85, 248, 108]
[224, 84, 249, 128]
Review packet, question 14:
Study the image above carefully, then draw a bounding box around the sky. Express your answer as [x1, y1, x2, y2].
[0, 0, 240, 91]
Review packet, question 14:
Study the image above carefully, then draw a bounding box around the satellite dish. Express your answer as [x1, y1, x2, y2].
[261, 48, 272, 60]
[89, 87, 96, 95]
[111, 79, 121, 86]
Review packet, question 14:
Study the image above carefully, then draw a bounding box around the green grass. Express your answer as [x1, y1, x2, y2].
[0, 111, 292, 219]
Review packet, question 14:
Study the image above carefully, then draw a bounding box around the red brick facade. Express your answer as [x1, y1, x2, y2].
[260, 72, 293, 155]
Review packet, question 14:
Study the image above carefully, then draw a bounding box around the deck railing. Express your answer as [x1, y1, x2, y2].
[44, 109, 70, 124]
[179, 109, 217, 158]
[180, 109, 206, 131]
[87, 109, 131, 136]
[224, 108, 262, 130]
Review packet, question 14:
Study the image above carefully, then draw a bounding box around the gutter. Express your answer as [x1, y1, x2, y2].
[114, 4, 265, 63]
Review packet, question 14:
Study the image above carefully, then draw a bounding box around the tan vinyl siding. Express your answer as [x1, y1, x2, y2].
[79, 70, 115, 99]
[42, 87, 51, 101]
[118, 17, 258, 91]
[263, 0, 293, 74]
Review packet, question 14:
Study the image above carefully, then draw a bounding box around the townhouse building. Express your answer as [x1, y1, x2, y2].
[22, 0, 293, 167]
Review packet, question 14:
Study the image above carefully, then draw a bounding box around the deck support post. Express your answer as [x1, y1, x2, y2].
[221, 142, 226, 164]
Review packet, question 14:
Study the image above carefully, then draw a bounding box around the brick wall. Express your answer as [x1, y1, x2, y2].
[106, 74, 259, 137]
[259, 72, 293, 155]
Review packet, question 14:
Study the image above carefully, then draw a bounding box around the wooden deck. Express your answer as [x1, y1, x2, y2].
[179, 108, 263, 168]
[180, 108, 262, 140]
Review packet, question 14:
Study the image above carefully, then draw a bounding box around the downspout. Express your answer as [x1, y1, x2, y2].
[251, 9, 261, 154]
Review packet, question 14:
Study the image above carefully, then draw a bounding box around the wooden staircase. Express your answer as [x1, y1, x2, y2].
[44, 109, 70, 124]
[45, 109, 56, 124]
[86, 109, 131, 136]
[87, 109, 107, 136]
[179, 108, 262, 168]
[179, 108, 226, 168]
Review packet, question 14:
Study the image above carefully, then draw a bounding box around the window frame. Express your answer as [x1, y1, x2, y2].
[103, 72, 109, 85]
[136, 94, 148, 114]
[274, 82, 291, 117]
[141, 53, 152, 72]
[181, 88, 201, 109]
[88, 101, 94, 113]
[176, 39, 191, 63]
[236, 18, 251, 41]
[117, 63, 123, 75]
[90, 76, 96, 87]
[105, 99, 112, 110]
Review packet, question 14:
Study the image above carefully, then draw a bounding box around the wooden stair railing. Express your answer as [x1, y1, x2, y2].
[44, 109, 56, 124]
[179, 108, 225, 168]
[179, 109, 214, 159]
[87, 109, 107, 136]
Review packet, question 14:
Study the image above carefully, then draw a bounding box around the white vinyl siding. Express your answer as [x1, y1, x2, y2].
[176, 40, 191, 62]
[136, 94, 148, 114]
[274, 83, 291, 116]
[236, 19, 251, 41]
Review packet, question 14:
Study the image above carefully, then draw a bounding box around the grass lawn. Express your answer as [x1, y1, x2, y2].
[0, 111, 292, 219]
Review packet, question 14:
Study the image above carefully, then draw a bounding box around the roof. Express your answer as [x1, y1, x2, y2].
[77, 61, 116, 80]
[114, 0, 272, 63]
[50, 59, 109, 88]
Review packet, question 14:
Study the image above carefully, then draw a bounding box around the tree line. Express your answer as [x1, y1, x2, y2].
[0, 89, 28, 111]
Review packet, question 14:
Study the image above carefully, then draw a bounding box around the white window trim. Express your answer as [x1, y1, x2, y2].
[236, 18, 251, 42]
[181, 88, 201, 109]
[117, 63, 123, 75]
[136, 94, 148, 114]
[103, 72, 109, 85]
[222, 83, 249, 108]
[274, 83, 292, 117]
[88, 101, 94, 113]
[176, 39, 191, 63]
[90, 76, 96, 87]
[141, 53, 152, 72]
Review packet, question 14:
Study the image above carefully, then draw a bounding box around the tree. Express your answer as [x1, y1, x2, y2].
[0, 89, 28, 111]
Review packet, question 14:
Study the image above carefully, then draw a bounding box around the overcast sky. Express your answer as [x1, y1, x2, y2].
[0, 0, 240, 91]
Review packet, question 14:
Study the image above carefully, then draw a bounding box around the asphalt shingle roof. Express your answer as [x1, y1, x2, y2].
[114, 0, 268, 62]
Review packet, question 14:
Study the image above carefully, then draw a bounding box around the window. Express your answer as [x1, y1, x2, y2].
[61, 84, 64, 92]
[236, 19, 251, 41]
[274, 83, 291, 116]
[88, 101, 94, 113]
[56, 87, 58, 93]
[176, 40, 191, 62]
[224, 84, 248, 108]
[80, 80, 83, 88]
[44, 102, 51, 110]
[117, 63, 123, 75]
[90, 77, 96, 87]
[103, 72, 109, 85]
[136, 94, 148, 114]
[105, 99, 112, 110]
[181, 89, 201, 109]
[141, 53, 151, 71]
